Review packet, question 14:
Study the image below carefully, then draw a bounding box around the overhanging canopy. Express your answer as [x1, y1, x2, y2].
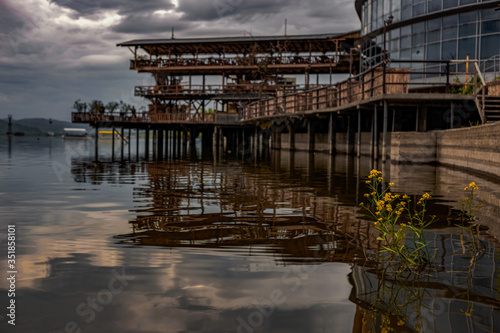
[117, 31, 360, 56]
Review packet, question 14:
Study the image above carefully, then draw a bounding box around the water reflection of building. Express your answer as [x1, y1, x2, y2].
[70, 151, 500, 332]
[121, 158, 380, 262]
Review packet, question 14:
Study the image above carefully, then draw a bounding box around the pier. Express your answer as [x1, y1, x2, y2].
[71, 33, 500, 162]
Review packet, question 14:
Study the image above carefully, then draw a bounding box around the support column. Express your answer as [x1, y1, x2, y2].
[183, 128, 188, 157]
[157, 129, 163, 160]
[382, 100, 388, 162]
[111, 126, 115, 161]
[346, 115, 355, 155]
[373, 105, 378, 160]
[136, 128, 140, 160]
[152, 129, 157, 160]
[253, 127, 259, 158]
[145, 128, 149, 160]
[417, 106, 427, 132]
[190, 128, 197, 157]
[272, 126, 281, 150]
[357, 109, 362, 158]
[172, 129, 177, 158]
[287, 122, 295, 151]
[177, 129, 182, 157]
[307, 119, 315, 152]
[450, 102, 455, 129]
[328, 114, 336, 155]
[167, 129, 170, 160]
[128, 127, 131, 160]
[120, 127, 125, 161]
[94, 125, 99, 162]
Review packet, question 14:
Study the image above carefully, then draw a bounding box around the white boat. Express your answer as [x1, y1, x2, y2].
[62, 128, 91, 140]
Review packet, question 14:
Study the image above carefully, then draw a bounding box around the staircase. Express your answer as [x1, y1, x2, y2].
[483, 95, 500, 123]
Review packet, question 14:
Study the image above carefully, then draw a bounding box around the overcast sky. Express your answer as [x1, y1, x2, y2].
[0, 0, 360, 121]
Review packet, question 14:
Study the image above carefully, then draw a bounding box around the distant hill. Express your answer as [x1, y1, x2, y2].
[1, 118, 91, 136]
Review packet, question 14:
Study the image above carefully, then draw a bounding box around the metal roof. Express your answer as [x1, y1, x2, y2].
[117, 31, 360, 56]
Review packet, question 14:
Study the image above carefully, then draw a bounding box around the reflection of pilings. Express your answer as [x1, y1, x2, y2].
[7, 136, 12, 158]
[94, 126, 99, 162]
[128, 128, 131, 160]
[112, 126, 115, 161]
[120, 127, 125, 161]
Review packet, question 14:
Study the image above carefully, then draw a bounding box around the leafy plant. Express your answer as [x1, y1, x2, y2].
[360, 170, 436, 272]
[450, 76, 482, 95]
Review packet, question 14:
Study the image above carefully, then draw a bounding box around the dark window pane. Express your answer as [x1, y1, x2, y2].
[458, 37, 476, 59]
[428, 18, 442, 30]
[427, 29, 441, 43]
[459, 23, 476, 37]
[429, 0, 442, 12]
[413, 22, 425, 33]
[443, 0, 458, 9]
[480, 34, 500, 59]
[413, 3, 425, 16]
[482, 8, 497, 20]
[401, 36, 411, 48]
[459, 12, 476, 24]
[442, 40, 457, 60]
[443, 15, 458, 27]
[443, 26, 457, 40]
[401, 25, 411, 36]
[402, 6, 412, 20]
[400, 48, 411, 60]
[427, 42, 441, 60]
[413, 32, 425, 45]
[481, 20, 500, 35]
[460, 0, 475, 4]
[390, 38, 399, 51]
[392, 0, 401, 12]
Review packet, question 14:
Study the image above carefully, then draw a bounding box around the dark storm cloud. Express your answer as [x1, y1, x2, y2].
[111, 13, 193, 34]
[49, 0, 174, 17]
[177, 0, 304, 22]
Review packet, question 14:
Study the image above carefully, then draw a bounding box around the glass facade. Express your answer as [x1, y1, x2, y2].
[359, 0, 500, 72]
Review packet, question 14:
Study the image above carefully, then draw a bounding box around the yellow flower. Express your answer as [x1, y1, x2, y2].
[389, 183, 395, 187]
[377, 177, 383, 182]
[397, 319, 406, 326]
[468, 182, 478, 190]
[364, 193, 370, 198]
[402, 194, 410, 200]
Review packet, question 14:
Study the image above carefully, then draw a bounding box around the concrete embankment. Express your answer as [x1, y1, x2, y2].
[391, 121, 500, 180]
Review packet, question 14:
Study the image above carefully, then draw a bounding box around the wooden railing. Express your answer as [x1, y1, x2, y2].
[130, 54, 352, 70]
[134, 83, 305, 97]
[150, 113, 215, 123]
[72, 112, 151, 124]
[241, 59, 484, 121]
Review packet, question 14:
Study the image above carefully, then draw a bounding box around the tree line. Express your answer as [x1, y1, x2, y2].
[73, 100, 137, 116]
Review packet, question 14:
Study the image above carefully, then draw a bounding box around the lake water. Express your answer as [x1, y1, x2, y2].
[1, 136, 500, 333]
